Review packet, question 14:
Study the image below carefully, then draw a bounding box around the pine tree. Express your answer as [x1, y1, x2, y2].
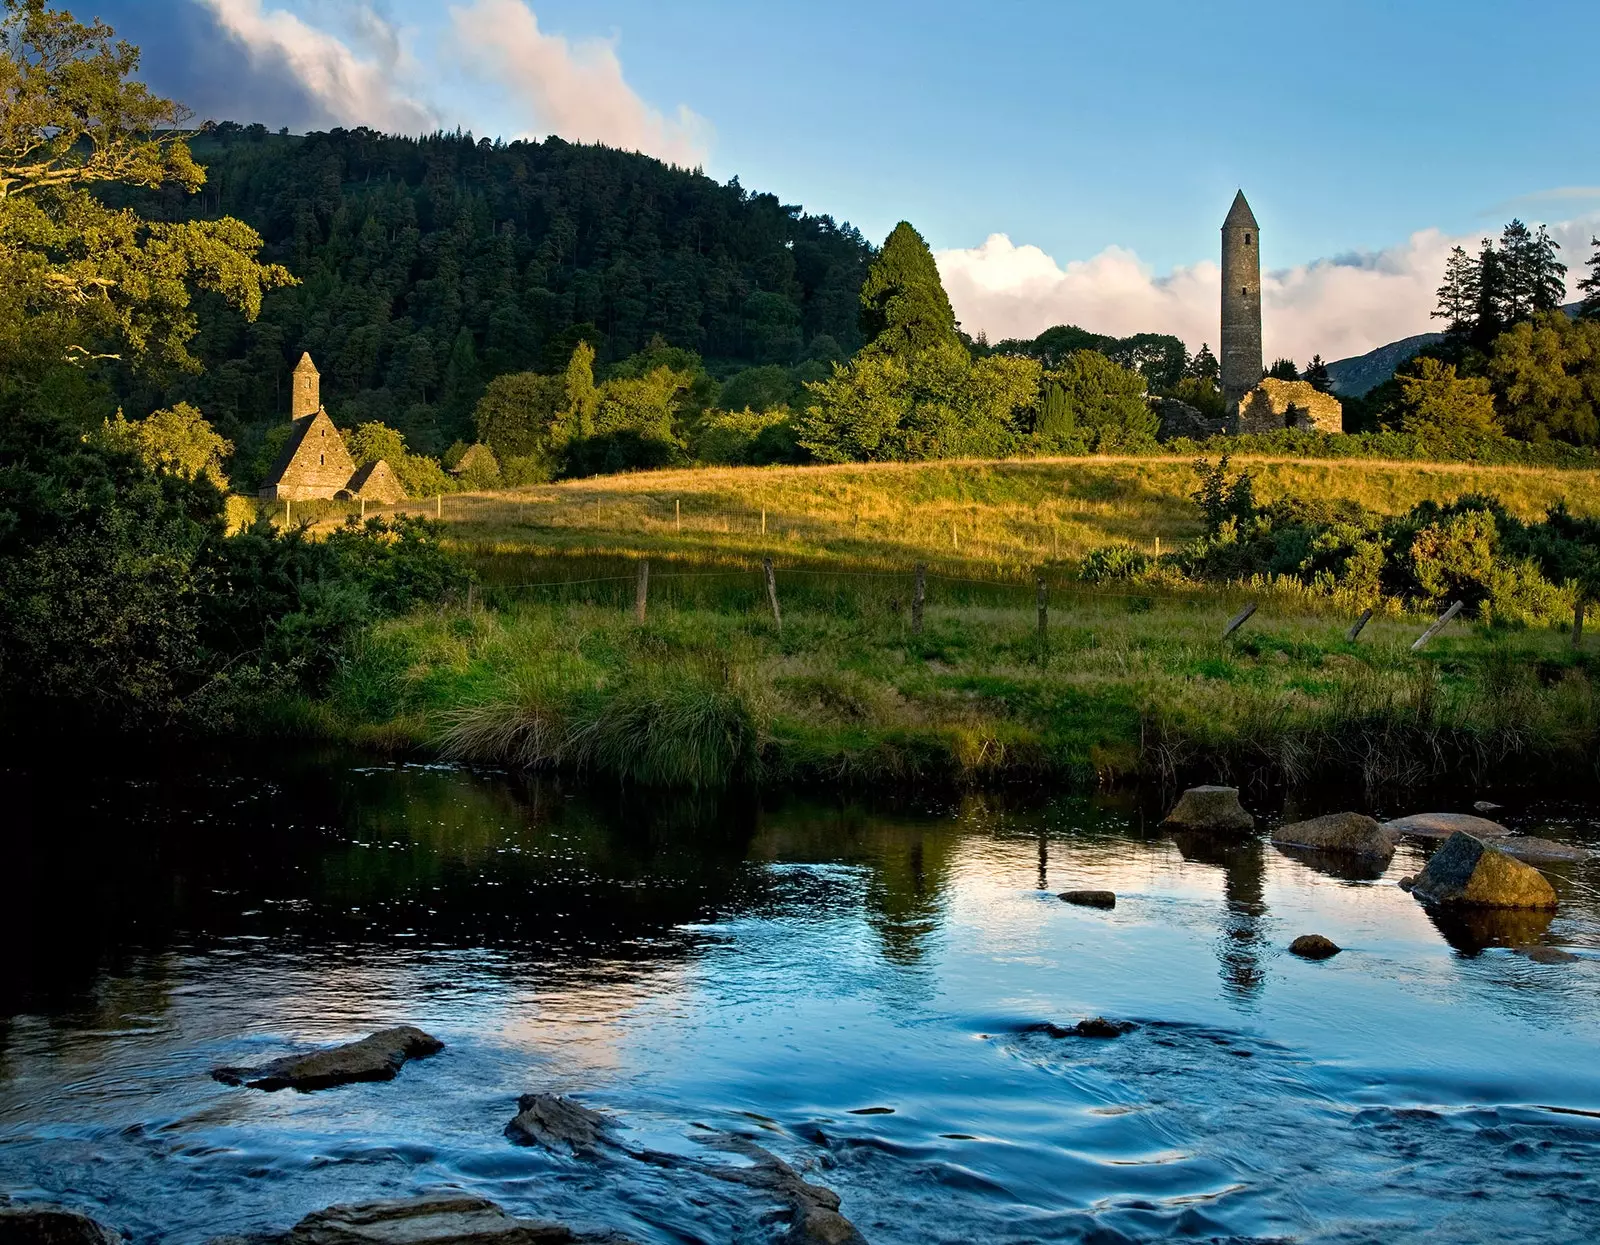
[1499, 221, 1536, 323]
[858, 222, 960, 357]
[1432, 245, 1479, 337]
[1185, 343, 1220, 382]
[1531, 225, 1568, 313]
[1471, 240, 1507, 349]
[1267, 358, 1299, 381]
[1303, 355, 1332, 392]
[1579, 237, 1600, 320]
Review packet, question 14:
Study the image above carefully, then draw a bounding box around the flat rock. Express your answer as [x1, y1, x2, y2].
[0, 1206, 122, 1245]
[256, 1196, 632, 1244]
[1381, 812, 1511, 841]
[1029, 1018, 1136, 1039]
[1411, 833, 1558, 909]
[1162, 785, 1253, 834]
[1494, 836, 1594, 864]
[1474, 801, 1503, 814]
[1272, 813, 1393, 861]
[212, 1026, 443, 1092]
[1057, 890, 1116, 909]
[1288, 934, 1341, 960]
[694, 1133, 867, 1245]
[505, 1094, 616, 1153]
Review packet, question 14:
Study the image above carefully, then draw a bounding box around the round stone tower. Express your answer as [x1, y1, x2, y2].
[291, 351, 321, 421]
[1220, 191, 1262, 414]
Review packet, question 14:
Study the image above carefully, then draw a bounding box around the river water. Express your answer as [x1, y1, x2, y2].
[4, 753, 1600, 1243]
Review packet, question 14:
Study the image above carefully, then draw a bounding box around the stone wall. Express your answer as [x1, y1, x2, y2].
[1150, 396, 1227, 442]
[1235, 378, 1343, 435]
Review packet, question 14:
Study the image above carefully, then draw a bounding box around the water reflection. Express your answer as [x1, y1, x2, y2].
[3, 754, 1600, 1244]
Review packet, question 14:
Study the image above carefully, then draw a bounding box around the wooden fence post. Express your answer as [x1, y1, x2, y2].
[436, 494, 442, 519]
[675, 498, 681, 533]
[1574, 597, 1586, 649]
[763, 557, 782, 632]
[1223, 601, 1258, 638]
[284, 499, 291, 526]
[635, 559, 649, 622]
[912, 563, 926, 635]
[1346, 608, 1373, 642]
[1411, 600, 1463, 652]
[1036, 577, 1048, 645]
[761, 507, 767, 536]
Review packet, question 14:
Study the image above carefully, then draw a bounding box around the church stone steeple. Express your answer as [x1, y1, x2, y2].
[1220, 191, 1262, 413]
[291, 351, 321, 420]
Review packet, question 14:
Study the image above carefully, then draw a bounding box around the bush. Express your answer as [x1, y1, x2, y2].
[1079, 545, 1152, 582]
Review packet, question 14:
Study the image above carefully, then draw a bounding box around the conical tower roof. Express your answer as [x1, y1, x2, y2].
[1223, 190, 1258, 230]
[294, 351, 319, 374]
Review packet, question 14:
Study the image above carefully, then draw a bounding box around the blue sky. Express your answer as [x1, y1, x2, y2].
[96, 0, 1600, 361]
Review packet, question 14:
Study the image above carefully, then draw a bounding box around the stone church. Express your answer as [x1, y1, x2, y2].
[258, 354, 407, 502]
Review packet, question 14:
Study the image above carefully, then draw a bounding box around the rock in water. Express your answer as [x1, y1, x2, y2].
[254, 1195, 632, 1244]
[0, 1207, 122, 1245]
[1058, 890, 1116, 909]
[1398, 876, 1416, 892]
[1410, 833, 1558, 909]
[1288, 934, 1341, 960]
[1271, 813, 1393, 861]
[1493, 837, 1594, 864]
[1071, 1017, 1136, 1038]
[504, 1094, 617, 1154]
[1162, 786, 1253, 833]
[1473, 800, 1503, 814]
[211, 1026, 443, 1092]
[694, 1133, 868, 1245]
[1519, 946, 1579, 965]
[1381, 812, 1511, 841]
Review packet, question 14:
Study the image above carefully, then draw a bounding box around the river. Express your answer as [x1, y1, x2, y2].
[4, 752, 1599, 1242]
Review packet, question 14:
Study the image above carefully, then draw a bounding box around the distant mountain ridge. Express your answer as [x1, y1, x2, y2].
[1326, 303, 1583, 397]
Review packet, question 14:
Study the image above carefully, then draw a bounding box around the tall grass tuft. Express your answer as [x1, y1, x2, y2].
[438, 666, 760, 789]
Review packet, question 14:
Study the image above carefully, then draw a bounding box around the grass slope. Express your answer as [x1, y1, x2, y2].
[267, 456, 1600, 795]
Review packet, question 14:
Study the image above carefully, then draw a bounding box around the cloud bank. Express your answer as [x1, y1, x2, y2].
[196, 0, 437, 134]
[97, 0, 707, 163]
[449, 0, 709, 165]
[938, 216, 1600, 365]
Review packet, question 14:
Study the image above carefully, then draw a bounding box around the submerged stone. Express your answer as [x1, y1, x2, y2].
[1519, 946, 1580, 965]
[1162, 786, 1253, 834]
[1493, 837, 1593, 865]
[0, 1206, 122, 1245]
[1272, 813, 1393, 862]
[234, 1195, 632, 1244]
[1288, 934, 1341, 960]
[1410, 833, 1558, 910]
[1381, 812, 1511, 841]
[211, 1026, 443, 1092]
[1058, 890, 1116, 909]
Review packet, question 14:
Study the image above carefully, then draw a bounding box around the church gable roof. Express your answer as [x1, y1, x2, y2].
[345, 459, 408, 502]
[1223, 190, 1259, 230]
[263, 410, 357, 495]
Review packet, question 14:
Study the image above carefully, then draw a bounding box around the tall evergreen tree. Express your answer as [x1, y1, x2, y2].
[1576, 236, 1600, 320]
[1303, 355, 1332, 392]
[1185, 343, 1220, 382]
[1267, 358, 1299, 381]
[1531, 225, 1568, 313]
[1498, 219, 1567, 323]
[858, 222, 960, 357]
[1471, 240, 1507, 349]
[1432, 245, 1479, 338]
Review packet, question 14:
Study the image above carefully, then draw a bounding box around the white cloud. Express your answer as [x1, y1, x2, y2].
[938, 216, 1600, 365]
[197, 0, 438, 133]
[447, 0, 710, 166]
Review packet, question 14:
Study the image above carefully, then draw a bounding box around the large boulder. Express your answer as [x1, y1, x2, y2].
[1271, 813, 1393, 862]
[1410, 833, 1558, 909]
[242, 1196, 633, 1244]
[0, 1207, 122, 1245]
[212, 1026, 443, 1092]
[1288, 934, 1341, 960]
[1381, 812, 1510, 841]
[1162, 786, 1254, 834]
[1058, 889, 1116, 909]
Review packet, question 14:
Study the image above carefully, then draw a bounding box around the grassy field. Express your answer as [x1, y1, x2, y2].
[258, 455, 1600, 793]
[289, 454, 1600, 580]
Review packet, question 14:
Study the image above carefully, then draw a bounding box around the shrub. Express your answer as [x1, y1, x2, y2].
[1079, 545, 1152, 582]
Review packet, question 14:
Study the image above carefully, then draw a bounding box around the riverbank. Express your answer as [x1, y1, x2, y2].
[256, 578, 1599, 795]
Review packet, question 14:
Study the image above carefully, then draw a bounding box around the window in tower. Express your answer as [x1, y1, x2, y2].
[1244, 234, 1251, 245]
[1242, 287, 1248, 296]
[319, 453, 325, 465]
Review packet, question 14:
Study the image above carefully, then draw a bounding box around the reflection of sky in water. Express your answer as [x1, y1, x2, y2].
[3, 758, 1600, 1242]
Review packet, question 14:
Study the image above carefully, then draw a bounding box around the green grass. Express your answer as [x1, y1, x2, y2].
[253, 456, 1600, 792]
[261, 582, 1600, 795]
